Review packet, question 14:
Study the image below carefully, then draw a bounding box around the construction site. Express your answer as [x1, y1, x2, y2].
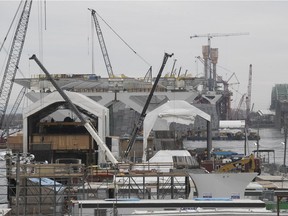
[2, 156, 194, 215]
[1, 1, 287, 215]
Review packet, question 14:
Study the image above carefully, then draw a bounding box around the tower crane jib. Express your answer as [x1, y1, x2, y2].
[190, 32, 249, 41]
[190, 32, 249, 54]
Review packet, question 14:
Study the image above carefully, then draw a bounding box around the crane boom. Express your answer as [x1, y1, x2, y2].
[190, 32, 249, 39]
[0, 0, 32, 129]
[2, 87, 26, 138]
[29, 54, 118, 165]
[124, 53, 173, 160]
[90, 9, 114, 78]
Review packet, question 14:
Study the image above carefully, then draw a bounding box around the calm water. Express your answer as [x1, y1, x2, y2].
[183, 127, 286, 165]
[0, 128, 285, 214]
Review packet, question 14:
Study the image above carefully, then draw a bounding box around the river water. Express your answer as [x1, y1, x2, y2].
[183, 127, 286, 166]
[0, 127, 284, 214]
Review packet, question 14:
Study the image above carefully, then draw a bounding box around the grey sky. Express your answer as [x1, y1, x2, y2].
[0, 1, 288, 111]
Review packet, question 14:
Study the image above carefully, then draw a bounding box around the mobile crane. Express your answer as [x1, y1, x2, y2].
[29, 54, 118, 165]
[0, 0, 32, 136]
[123, 53, 173, 160]
[90, 9, 114, 78]
[30, 52, 172, 165]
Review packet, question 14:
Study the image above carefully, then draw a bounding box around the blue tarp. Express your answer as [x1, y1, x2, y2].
[29, 178, 65, 193]
[212, 151, 238, 156]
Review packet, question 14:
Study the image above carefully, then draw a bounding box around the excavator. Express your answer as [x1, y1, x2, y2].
[216, 154, 261, 174]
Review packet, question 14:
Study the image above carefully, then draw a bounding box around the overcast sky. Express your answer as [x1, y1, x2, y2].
[0, 1, 288, 112]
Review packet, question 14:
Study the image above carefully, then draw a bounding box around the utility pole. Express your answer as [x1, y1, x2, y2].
[284, 114, 287, 168]
[246, 64, 252, 125]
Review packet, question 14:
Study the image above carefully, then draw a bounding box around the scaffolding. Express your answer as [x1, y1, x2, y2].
[5, 160, 191, 215]
[6, 161, 86, 215]
[116, 171, 190, 200]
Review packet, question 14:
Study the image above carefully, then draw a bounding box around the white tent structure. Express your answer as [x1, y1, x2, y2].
[142, 100, 211, 161]
[22, 91, 109, 164]
[219, 120, 245, 129]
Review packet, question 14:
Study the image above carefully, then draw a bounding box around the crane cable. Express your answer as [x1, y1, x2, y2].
[91, 15, 95, 75]
[0, 1, 25, 78]
[0, 1, 23, 54]
[94, 10, 151, 67]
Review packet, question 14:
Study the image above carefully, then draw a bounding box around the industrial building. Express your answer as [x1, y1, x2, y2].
[270, 84, 288, 129]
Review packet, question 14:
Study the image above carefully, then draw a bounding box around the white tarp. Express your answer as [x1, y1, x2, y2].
[219, 120, 245, 129]
[149, 150, 192, 163]
[132, 150, 192, 172]
[188, 172, 258, 199]
[258, 109, 275, 116]
[142, 100, 210, 161]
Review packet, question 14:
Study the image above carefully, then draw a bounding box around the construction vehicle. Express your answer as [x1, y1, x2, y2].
[30, 52, 172, 165]
[123, 53, 173, 161]
[30, 54, 118, 166]
[0, 0, 32, 137]
[216, 154, 261, 174]
[90, 8, 152, 80]
[90, 9, 114, 78]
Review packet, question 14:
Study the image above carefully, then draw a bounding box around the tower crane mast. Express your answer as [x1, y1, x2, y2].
[0, 0, 33, 130]
[246, 64, 252, 122]
[90, 9, 114, 78]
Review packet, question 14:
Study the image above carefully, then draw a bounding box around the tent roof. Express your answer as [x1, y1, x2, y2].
[22, 91, 109, 158]
[149, 150, 192, 163]
[219, 120, 245, 129]
[23, 90, 109, 119]
[143, 100, 210, 139]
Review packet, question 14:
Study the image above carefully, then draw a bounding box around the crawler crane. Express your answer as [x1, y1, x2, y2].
[30, 52, 173, 165]
[0, 0, 32, 136]
[123, 53, 173, 161]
